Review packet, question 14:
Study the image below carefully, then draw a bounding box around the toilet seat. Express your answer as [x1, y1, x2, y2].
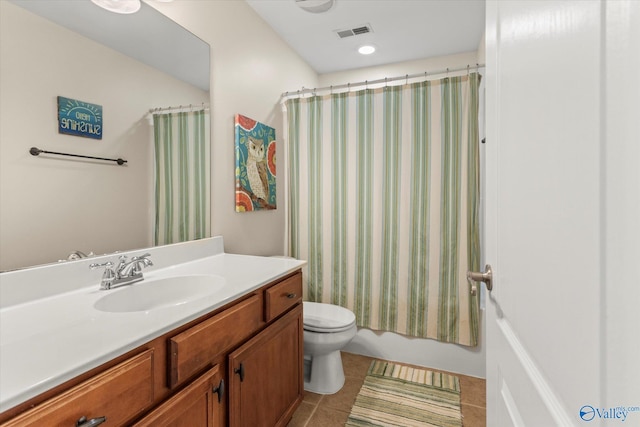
[303, 301, 356, 333]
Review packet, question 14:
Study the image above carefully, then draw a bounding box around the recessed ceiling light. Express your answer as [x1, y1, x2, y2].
[91, 0, 141, 14]
[295, 0, 334, 14]
[358, 45, 376, 55]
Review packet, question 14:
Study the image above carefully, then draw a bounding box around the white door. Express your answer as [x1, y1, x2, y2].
[484, 1, 640, 426]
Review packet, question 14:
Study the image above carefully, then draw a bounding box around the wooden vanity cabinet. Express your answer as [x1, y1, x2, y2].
[0, 270, 303, 427]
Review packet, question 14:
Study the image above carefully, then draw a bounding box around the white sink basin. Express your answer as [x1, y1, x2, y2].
[94, 275, 226, 313]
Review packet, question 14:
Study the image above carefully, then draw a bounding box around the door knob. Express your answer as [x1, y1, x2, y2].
[467, 264, 493, 291]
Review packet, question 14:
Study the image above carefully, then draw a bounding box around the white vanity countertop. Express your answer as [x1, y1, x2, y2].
[0, 251, 305, 413]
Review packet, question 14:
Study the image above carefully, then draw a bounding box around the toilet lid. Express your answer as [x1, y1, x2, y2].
[303, 301, 356, 332]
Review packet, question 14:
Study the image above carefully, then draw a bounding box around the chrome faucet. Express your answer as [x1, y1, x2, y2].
[67, 250, 94, 260]
[90, 253, 153, 290]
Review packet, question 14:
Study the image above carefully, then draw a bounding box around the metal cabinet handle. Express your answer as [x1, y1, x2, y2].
[213, 379, 225, 403]
[76, 416, 107, 427]
[234, 363, 245, 382]
[286, 293, 297, 299]
[467, 264, 493, 292]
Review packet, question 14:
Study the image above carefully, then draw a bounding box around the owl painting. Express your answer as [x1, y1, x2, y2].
[235, 114, 277, 211]
[246, 137, 268, 201]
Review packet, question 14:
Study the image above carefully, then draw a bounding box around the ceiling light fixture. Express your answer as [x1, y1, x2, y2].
[90, 0, 141, 14]
[295, 0, 335, 14]
[358, 45, 376, 55]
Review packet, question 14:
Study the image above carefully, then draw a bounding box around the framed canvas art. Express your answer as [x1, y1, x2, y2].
[235, 114, 276, 212]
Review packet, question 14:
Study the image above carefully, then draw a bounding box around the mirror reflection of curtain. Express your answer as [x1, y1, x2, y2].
[284, 73, 481, 347]
[152, 109, 211, 245]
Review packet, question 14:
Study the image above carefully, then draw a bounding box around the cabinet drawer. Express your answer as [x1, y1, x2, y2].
[264, 272, 302, 323]
[2, 349, 154, 427]
[169, 294, 262, 389]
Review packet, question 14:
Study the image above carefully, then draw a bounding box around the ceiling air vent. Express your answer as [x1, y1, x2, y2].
[352, 26, 370, 35]
[335, 24, 373, 39]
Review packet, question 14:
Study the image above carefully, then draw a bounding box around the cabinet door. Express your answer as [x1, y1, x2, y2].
[228, 304, 303, 427]
[134, 365, 224, 427]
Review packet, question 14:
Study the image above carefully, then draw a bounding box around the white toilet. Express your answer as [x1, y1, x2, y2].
[303, 301, 357, 394]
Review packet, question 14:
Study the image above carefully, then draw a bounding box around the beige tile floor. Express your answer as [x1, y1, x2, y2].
[288, 352, 486, 427]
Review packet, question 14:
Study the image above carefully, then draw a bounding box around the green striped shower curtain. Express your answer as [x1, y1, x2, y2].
[285, 73, 481, 346]
[153, 110, 211, 245]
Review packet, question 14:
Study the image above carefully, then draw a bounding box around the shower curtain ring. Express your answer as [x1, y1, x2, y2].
[406, 74, 409, 85]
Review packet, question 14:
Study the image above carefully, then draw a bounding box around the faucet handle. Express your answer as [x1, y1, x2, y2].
[132, 253, 153, 270]
[89, 261, 114, 271]
[89, 261, 116, 289]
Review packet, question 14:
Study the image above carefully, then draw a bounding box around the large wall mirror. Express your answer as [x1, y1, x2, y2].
[0, 1, 211, 271]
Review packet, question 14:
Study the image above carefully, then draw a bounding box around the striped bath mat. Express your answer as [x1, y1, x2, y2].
[346, 360, 462, 427]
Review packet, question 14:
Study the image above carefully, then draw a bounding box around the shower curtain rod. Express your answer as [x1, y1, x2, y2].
[281, 63, 485, 101]
[149, 103, 210, 114]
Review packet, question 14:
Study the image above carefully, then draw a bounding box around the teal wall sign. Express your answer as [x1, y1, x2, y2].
[57, 96, 102, 139]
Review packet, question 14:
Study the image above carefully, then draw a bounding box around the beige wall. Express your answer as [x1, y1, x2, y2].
[319, 51, 479, 88]
[477, 31, 486, 64]
[149, 1, 319, 257]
